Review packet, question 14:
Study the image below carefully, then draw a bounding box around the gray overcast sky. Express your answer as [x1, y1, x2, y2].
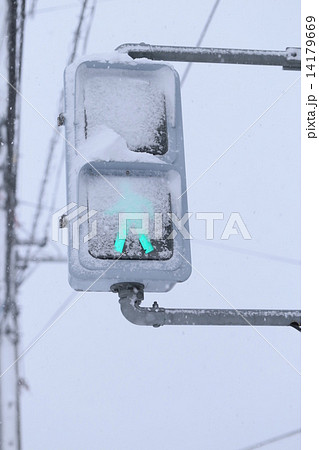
[14, 0, 300, 448]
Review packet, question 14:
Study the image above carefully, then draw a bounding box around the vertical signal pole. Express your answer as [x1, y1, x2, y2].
[0, 1, 24, 448]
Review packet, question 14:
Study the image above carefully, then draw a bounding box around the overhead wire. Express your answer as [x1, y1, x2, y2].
[82, 0, 97, 54]
[27, 0, 38, 17]
[68, 0, 89, 64]
[181, 0, 222, 86]
[238, 428, 301, 450]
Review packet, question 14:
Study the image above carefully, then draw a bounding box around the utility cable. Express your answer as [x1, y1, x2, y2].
[181, 0, 222, 85]
[238, 428, 301, 450]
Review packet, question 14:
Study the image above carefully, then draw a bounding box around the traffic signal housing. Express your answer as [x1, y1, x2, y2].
[63, 57, 191, 292]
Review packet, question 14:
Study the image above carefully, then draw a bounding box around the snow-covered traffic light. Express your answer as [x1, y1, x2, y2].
[63, 56, 191, 292]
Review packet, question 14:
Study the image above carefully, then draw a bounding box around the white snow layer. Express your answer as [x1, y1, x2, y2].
[83, 75, 166, 151]
[78, 127, 163, 163]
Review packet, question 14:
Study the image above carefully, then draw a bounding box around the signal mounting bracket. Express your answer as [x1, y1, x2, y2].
[116, 43, 301, 71]
[111, 283, 301, 331]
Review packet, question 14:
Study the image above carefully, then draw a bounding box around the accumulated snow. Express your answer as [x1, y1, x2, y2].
[78, 73, 167, 153]
[65, 51, 134, 83]
[65, 55, 178, 182]
[77, 127, 164, 163]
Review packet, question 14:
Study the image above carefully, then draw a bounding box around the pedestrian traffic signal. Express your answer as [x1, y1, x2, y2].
[63, 57, 191, 292]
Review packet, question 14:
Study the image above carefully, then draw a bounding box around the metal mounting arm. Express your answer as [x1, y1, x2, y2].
[116, 43, 301, 71]
[111, 283, 301, 331]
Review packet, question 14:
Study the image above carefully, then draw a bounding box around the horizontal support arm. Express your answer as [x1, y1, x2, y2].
[116, 43, 301, 71]
[111, 283, 301, 331]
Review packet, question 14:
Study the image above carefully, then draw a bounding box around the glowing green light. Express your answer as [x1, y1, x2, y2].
[139, 234, 154, 254]
[104, 180, 154, 218]
[114, 233, 126, 253]
[114, 232, 154, 254]
[106, 180, 155, 255]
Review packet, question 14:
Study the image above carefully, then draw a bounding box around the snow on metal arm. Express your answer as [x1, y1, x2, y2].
[116, 43, 301, 71]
